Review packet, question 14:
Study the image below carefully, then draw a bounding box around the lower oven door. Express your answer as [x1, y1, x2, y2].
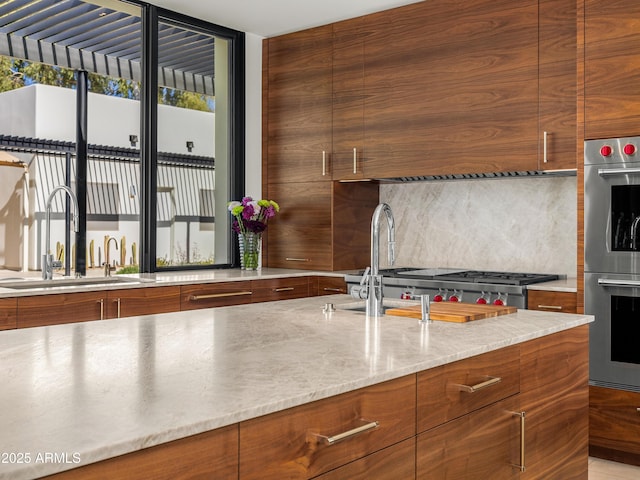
[586, 272, 640, 391]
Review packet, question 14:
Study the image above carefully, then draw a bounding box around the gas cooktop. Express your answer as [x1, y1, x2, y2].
[388, 268, 559, 286]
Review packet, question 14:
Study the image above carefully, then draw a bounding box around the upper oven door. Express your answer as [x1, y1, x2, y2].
[585, 161, 640, 273]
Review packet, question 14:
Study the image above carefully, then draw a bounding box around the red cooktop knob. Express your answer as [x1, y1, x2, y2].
[476, 297, 487, 304]
[624, 144, 637, 155]
[449, 295, 459, 302]
[493, 299, 504, 306]
[433, 294, 444, 302]
[600, 145, 613, 157]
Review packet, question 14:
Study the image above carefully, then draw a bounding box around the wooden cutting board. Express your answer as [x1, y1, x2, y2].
[385, 302, 517, 322]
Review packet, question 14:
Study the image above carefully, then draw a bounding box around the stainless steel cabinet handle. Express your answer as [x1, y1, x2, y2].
[353, 147, 357, 174]
[273, 287, 294, 292]
[543, 131, 548, 164]
[114, 298, 121, 318]
[598, 167, 640, 177]
[455, 376, 502, 393]
[189, 291, 252, 301]
[98, 298, 104, 320]
[322, 150, 326, 176]
[598, 278, 640, 288]
[323, 287, 344, 293]
[285, 257, 310, 262]
[537, 305, 563, 310]
[317, 420, 379, 445]
[513, 411, 526, 472]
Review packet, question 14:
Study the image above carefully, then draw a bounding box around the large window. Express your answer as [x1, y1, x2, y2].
[0, 0, 244, 275]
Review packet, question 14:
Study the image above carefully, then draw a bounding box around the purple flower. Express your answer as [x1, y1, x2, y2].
[242, 204, 255, 220]
[241, 196, 253, 206]
[245, 220, 266, 233]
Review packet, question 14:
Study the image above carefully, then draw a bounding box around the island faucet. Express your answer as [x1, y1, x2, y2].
[104, 237, 118, 277]
[351, 203, 396, 316]
[43, 185, 79, 280]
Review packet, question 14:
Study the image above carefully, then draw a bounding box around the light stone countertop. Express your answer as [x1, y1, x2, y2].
[0, 294, 592, 479]
[526, 277, 577, 293]
[0, 267, 345, 298]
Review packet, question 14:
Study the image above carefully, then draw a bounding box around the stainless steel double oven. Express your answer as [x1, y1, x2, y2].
[585, 137, 640, 391]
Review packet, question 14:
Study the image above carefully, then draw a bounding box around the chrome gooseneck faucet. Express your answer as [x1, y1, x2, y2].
[351, 203, 396, 316]
[43, 185, 79, 280]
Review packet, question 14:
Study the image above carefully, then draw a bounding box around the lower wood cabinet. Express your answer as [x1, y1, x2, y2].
[239, 375, 416, 480]
[520, 325, 589, 478]
[41, 424, 238, 480]
[181, 281, 254, 310]
[527, 290, 577, 313]
[0, 297, 17, 330]
[589, 386, 640, 466]
[105, 286, 181, 319]
[17, 292, 103, 328]
[251, 277, 310, 303]
[417, 395, 521, 479]
[312, 276, 348, 296]
[314, 437, 415, 480]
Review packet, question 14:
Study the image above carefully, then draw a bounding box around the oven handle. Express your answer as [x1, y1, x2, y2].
[598, 278, 640, 288]
[598, 167, 640, 177]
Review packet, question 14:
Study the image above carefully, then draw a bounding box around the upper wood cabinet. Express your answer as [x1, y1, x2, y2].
[539, 0, 577, 170]
[584, 1, 640, 139]
[264, 25, 333, 184]
[332, 17, 366, 181]
[362, 0, 539, 178]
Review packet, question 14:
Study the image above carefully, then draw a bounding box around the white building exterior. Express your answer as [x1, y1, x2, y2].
[0, 84, 216, 272]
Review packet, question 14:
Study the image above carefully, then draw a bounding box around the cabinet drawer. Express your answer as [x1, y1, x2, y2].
[314, 437, 415, 480]
[239, 375, 416, 480]
[42, 425, 238, 479]
[181, 281, 253, 310]
[0, 298, 17, 330]
[527, 290, 577, 313]
[251, 277, 309, 303]
[418, 345, 520, 432]
[17, 292, 102, 328]
[590, 386, 640, 458]
[417, 395, 521, 480]
[313, 276, 347, 296]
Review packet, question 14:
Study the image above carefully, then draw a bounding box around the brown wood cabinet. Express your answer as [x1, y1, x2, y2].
[263, 25, 333, 185]
[311, 276, 348, 296]
[264, 181, 378, 271]
[363, 0, 539, 178]
[417, 396, 521, 479]
[239, 375, 416, 480]
[314, 438, 416, 480]
[181, 281, 254, 310]
[519, 325, 589, 478]
[332, 16, 366, 181]
[0, 298, 17, 330]
[105, 286, 181, 319]
[41, 425, 238, 480]
[590, 386, 640, 466]
[17, 292, 103, 328]
[417, 344, 521, 432]
[584, 0, 640, 139]
[250, 277, 309, 303]
[527, 290, 577, 313]
[538, 0, 577, 170]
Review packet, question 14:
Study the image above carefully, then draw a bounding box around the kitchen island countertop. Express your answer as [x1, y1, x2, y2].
[0, 294, 592, 479]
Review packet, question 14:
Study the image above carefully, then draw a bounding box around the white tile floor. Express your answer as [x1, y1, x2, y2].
[589, 457, 640, 480]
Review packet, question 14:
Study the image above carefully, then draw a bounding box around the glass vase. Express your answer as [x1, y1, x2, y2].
[240, 232, 261, 270]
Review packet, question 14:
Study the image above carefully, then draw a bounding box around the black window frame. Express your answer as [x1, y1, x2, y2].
[136, 2, 245, 273]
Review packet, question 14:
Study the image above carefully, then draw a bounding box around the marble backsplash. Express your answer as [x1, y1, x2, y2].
[379, 176, 577, 276]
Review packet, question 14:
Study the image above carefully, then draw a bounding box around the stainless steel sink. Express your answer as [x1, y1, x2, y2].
[337, 300, 417, 314]
[0, 276, 143, 290]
